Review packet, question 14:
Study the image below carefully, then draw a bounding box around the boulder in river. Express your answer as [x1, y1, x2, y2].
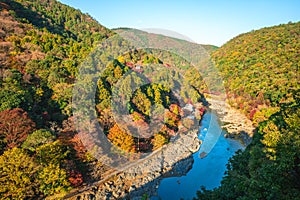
[199, 151, 207, 159]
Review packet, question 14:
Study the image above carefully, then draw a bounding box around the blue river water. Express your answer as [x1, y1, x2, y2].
[152, 111, 245, 200]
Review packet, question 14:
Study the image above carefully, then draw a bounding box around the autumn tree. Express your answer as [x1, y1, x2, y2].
[152, 132, 168, 150]
[0, 108, 35, 151]
[107, 124, 136, 153]
[37, 163, 71, 196]
[0, 148, 39, 199]
[164, 109, 180, 130]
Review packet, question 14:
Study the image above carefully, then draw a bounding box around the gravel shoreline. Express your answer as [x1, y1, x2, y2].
[207, 97, 255, 145]
[65, 129, 201, 200]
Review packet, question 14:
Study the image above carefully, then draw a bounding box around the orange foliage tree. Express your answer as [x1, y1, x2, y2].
[107, 124, 136, 153]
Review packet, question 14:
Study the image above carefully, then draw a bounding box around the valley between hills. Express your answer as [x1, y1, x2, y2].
[0, 0, 299, 199]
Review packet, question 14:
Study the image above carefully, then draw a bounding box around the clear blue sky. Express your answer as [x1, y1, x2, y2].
[58, 0, 300, 46]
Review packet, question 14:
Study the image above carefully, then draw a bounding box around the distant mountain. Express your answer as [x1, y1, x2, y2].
[140, 28, 196, 42]
[113, 27, 222, 92]
[114, 27, 218, 53]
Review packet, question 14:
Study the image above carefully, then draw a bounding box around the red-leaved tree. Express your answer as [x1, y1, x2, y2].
[0, 108, 35, 150]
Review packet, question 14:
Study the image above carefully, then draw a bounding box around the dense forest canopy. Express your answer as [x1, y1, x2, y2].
[72, 28, 208, 165]
[0, 0, 113, 198]
[195, 22, 300, 199]
[211, 22, 299, 118]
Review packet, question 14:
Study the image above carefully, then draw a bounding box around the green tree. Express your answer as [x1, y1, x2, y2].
[35, 140, 69, 165]
[51, 83, 73, 116]
[22, 129, 55, 151]
[0, 69, 28, 112]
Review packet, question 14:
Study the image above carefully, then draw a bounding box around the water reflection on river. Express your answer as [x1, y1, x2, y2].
[152, 112, 245, 200]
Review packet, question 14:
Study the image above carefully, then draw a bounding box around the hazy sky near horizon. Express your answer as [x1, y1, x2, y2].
[58, 0, 300, 46]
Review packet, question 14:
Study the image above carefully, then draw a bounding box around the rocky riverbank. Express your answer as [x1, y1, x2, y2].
[64, 129, 201, 200]
[206, 96, 255, 145]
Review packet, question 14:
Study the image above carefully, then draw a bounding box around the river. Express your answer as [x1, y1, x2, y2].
[152, 111, 245, 200]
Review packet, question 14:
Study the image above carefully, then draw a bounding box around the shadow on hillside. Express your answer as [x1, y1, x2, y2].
[1, 0, 74, 37]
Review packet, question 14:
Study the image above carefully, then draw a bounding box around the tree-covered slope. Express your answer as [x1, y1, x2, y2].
[195, 22, 300, 200]
[211, 22, 299, 117]
[114, 28, 222, 92]
[0, 0, 112, 117]
[0, 0, 113, 198]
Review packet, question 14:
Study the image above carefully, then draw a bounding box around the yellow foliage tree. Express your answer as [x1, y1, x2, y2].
[152, 133, 168, 150]
[38, 163, 71, 195]
[0, 148, 39, 199]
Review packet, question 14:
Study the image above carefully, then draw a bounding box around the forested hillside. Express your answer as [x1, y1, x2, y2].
[0, 0, 114, 198]
[196, 22, 300, 199]
[212, 22, 299, 118]
[114, 28, 222, 92]
[0, 0, 112, 118]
